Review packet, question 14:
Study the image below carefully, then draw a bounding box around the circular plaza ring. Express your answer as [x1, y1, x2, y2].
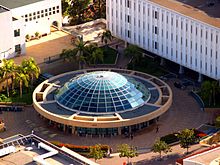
[33, 68, 172, 136]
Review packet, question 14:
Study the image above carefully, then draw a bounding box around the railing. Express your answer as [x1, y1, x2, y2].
[190, 91, 205, 111]
[44, 54, 62, 64]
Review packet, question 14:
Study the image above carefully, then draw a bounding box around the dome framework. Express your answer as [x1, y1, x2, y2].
[55, 71, 150, 114]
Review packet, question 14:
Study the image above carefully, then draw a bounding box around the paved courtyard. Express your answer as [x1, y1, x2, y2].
[0, 77, 213, 164]
[13, 30, 73, 65]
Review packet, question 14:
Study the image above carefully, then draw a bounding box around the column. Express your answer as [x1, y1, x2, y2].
[160, 58, 165, 66]
[125, 41, 128, 48]
[179, 65, 184, 74]
[198, 73, 203, 83]
[63, 124, 66, 132]
[118, 127, 121, 135]
[72, 126, 76, 134]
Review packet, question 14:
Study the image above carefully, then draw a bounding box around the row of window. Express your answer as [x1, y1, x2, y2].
[22, 6, 60, 22]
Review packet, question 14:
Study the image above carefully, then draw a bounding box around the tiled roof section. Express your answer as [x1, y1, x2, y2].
[150, 0, 220, 29]
[0, 0, 44, 9]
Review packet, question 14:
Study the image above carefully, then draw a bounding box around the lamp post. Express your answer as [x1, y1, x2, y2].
[0, 48, 12, 62]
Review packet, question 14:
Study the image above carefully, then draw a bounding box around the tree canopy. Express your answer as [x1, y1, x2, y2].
[89, 144, 105, 162]
[152, 139, 172, 160]
[177, 129, 195, 154]
[117, 144, 138, 164]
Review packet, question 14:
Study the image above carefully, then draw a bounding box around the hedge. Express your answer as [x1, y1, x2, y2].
[50, 141, 109, 153]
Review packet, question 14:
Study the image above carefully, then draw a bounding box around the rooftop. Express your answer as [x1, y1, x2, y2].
[0, 134, 98, 165]
[150, 0, 220, 28]
[0, 0, 44, 9]
[176, 145, 220, 165]
[186, 147, 220, 165]
[0, 5, 9, 13]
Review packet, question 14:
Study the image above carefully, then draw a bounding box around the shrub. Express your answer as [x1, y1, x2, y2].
[160, 133, 179, 144]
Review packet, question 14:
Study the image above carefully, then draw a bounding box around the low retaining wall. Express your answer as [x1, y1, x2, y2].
[205, 108, 220, 113]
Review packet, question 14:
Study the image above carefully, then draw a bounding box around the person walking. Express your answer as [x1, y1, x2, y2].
[156, 125, 159, 133]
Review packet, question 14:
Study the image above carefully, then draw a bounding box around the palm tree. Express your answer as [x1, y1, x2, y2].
[1, 59, 15, 97]
[21, 58, 40, 89]
[99, 30, 113, 48]
[60, 49, 77, 62]
[124, 44, 142, 68]
[201, 81, 213, 106]
[73, 37, 89, 69]
[15, 66, 29, 98]
[91, 48, 104, 65]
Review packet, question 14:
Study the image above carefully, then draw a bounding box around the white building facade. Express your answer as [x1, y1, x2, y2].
[106, 0, 220, 80]
[0, 0, 62, 61]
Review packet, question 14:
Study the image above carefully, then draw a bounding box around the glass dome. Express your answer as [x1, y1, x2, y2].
[55, 71, 149, 114]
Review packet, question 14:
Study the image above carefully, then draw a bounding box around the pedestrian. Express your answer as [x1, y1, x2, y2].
[156, 125, 159, 133]
[110, 148, 113, 154]
[130, 133, 133, 140]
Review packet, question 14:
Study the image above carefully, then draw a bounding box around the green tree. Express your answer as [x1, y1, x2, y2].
[201, 81, 212, 106]
[117, 144, 138, 164]
[60, 49, 77, 62]
[91, 48, 104, 64]
[152, 139, 172, 160]
[0, 59, 15, 97]
[99, 30, 113, 48]
[21, 58, 40, 89]
[124, 45, 142, 69]
[177, 129, 195, 154]
[61, 0, 69, 16]
[211, 81, 220, 106]
[215, 116, 220, 128]
[67, 0, 90, 24]
[89, 144, 105, 162]
[93, 0, 106, 18]
[73, 37, 90, 69]
[15, 66, 29, 98]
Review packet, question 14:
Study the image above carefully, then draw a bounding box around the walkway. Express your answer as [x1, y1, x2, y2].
[0, 79, 212, 146]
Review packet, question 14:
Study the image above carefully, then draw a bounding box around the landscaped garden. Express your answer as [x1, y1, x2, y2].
[91, 46, 117, 65]
[125, 44, 168, 77]
[60, 30, 116, 67]
[197, 80, 220, 108]
[0, 58, 40, 105]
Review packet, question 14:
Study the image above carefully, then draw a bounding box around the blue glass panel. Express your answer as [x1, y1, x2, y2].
[56, 71, 150, 114]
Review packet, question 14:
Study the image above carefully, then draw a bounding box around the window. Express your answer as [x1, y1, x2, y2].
[155, 11, 158, 19]
[127, 0, 130, 8]
[14, 29, 20, 37]
[155, 42, 158, 49]
[127, 30, 131, 38]
[15, 44, 21, 52]
[127, 15, 130, 23]
[155, 27, 158, 34]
